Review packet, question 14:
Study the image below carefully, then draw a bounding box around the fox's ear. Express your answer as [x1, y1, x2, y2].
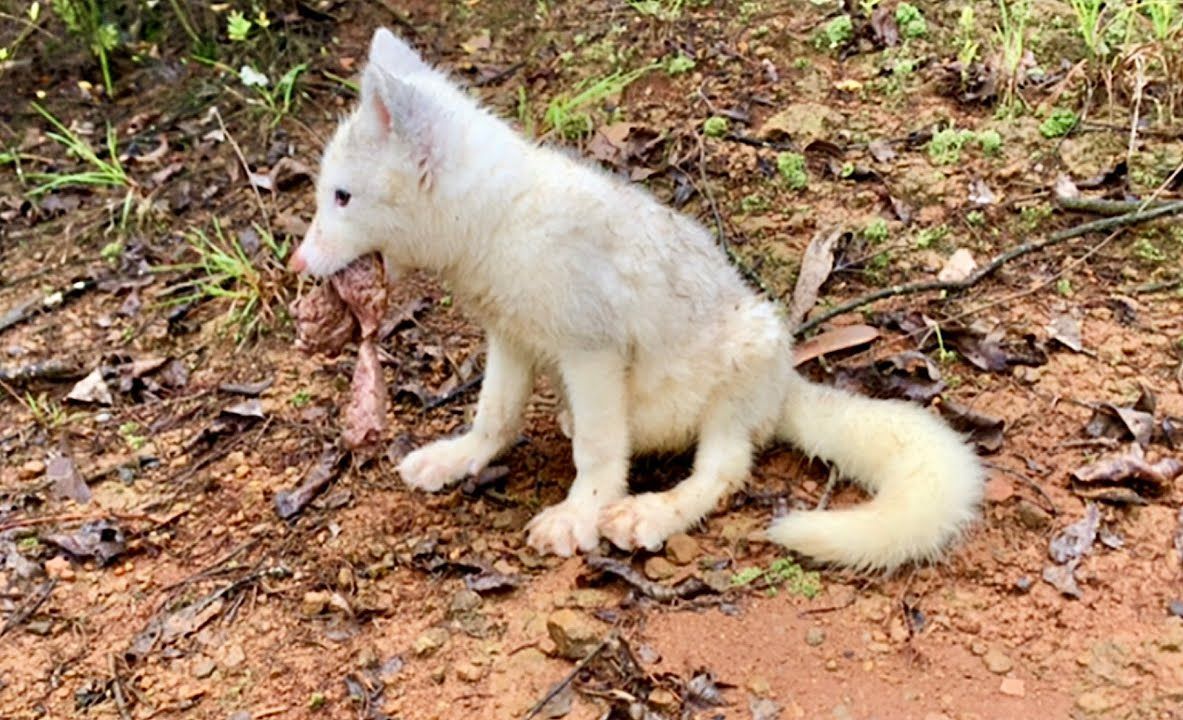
[369, 28, 428, 77]
[359, 64, 442, 186]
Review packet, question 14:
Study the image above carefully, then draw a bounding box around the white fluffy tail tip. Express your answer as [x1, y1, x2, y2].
[766, 506, 971, 573]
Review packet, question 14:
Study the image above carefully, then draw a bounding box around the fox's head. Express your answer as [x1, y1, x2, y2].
[290, 29, 461, 278]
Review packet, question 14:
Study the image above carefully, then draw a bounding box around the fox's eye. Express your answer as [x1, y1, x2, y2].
[334, 189, 351, 207]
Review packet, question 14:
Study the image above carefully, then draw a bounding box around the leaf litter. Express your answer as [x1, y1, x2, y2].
[43, 518, 127, 565]
[787, 228, 844, 329]
[1070, 445, 1183, 505]
[1043, 504, 1100, 600]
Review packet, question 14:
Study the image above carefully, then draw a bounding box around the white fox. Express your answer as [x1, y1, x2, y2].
[289, 28, 984, 571]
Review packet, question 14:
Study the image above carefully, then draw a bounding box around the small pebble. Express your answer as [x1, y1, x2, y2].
[19, 459, 46, 480]
[665, 534, 701, 565]
[301, 591, 330, 616]
[1075, 689, 1115, 713]
[546, 610, 602, 660]
[983, 648, 1014, 675]
[44, 556, 75, 581]
[747, 675, 771, 697]
[805, 627, 826, 647]
[454, 661, 483, 683]
[414, 627, 450, 657]
[193, 658, 217, 679]
[449, 589, 483, 616]
[648, 688, 678, 710]
[643, 556, 678, 581]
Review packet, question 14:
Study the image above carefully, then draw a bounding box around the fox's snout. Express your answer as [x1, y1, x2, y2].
[289, 219, 319, 275]
[288, 247, 308, 274]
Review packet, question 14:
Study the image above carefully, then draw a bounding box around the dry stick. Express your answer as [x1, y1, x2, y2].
[523, 633, 614, 720]
[1127, 54, 1146, 171]
[211, 107, 273, 239]
[815, 160, 1183, 370]
[0, 579, 57, 638]
[815, 466, 840, 510]
[953, 160, 1183, 321]
[109, 654, 133, 720]
[793, 199, 1183, 337]
[981, 460, 1059, 515]
[0, 358, 82, 383]
[0, 511, 154, 534]
[1056, 195, 1181, 216]
[694, 137, 772, 295]
[1129, 276, 1183, 294]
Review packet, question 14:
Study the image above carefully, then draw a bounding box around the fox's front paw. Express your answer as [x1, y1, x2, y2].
[397, 435, 492, 493]
[526, 500, 600, 557]
[599, 494, 679, 552]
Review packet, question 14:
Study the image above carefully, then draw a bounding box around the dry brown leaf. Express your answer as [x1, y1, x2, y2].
[1048, 503, 1099, 564]
[1047, 314, 1084, 353]
[834, 351, 946, 404]
[787, 228, 843, 328]
[792, 324, 879, 366]
[48, 454, 91, 504]
[941, 400, 1005, 454]
[937, 248, 978, 283]
[1085, 401, 1154, 448]
[67, 368, 113, 405]
[759, 102, 840, 145]
[1071, 453, 1183, 495]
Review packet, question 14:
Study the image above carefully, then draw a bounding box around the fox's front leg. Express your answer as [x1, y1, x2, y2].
[527, 350, 630, 556]
[398, 335, 532, 492]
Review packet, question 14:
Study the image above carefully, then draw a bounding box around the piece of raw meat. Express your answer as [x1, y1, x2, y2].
[292, 254, 391, 450]
[292, 282, 355, 358]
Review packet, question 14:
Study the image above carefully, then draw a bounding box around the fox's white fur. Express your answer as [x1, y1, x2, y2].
[290, 29, 984, 571]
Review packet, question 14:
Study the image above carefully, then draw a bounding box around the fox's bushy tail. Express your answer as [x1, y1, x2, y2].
[768, 372, 983, 572]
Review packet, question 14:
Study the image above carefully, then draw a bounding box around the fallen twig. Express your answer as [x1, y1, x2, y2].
[109, 654, 132, 720]
[211, 107, 272, 239]
[473, 61, 524, 87]
[720, 132, 794, 151]
[584, 554, 715, 603]
[524, 633, 614, 720]
[0, 578, 57, 637]
[815, 466, 841, 510]
[1052, 199, 1183, 238]
[1128, 276, 1182, 294]
[1173, 508, 1183, 568]
[274, 447, 346, 519]
[794, 199, 1183, 336]
[0, 278, 95, 335]
[0, 358, 82, 383]
[797, 591, 857, 617]
[0, 511, 154, 535]
[423, 372, 484, 411]
[1056, 195, 1181, 216]
[981, 461, 1059, 515]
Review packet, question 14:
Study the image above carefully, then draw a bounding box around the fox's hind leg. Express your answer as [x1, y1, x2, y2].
[599, 394, 757, 550]
[599, 304, 787, 551]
